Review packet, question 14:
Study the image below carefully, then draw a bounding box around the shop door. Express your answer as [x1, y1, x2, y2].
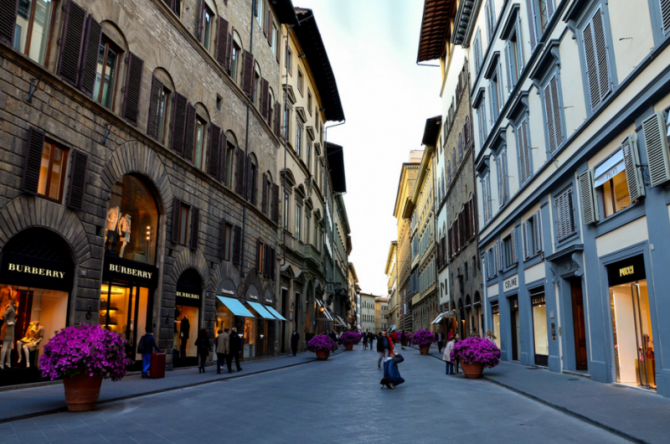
[610, 281, 655, 389]
[510, 297, 520, 361]
[100, 284, 152, 363]
[570, 279, 588, 371]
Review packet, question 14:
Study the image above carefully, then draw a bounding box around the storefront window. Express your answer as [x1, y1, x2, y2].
[491, 303, 501, 349]
[243, 317, 256, 358]
[99, 284, 149, 361]
[531, 288, 548, 366]
[174, 270, 201, 367]
[595, 150, 632, 218]
[105, 175, 159, 265]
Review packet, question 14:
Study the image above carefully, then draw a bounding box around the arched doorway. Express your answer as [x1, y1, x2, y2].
[174, 269, 202, 367]
[100, 174, 160, 368]
[0, 228, 74, 385]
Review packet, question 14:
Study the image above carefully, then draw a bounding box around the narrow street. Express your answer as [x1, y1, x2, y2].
[0, 347, 627, 444]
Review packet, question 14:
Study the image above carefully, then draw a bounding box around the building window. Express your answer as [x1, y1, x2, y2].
[156, 84, 170, 144]
[222, 222, 233, 261]
[298, 69, 304, 94]
[516, 117, 532, 184]
[496, 149, 508, 207]
[485, 0, 496, 42]
[194, 116, 207, 170]
[473, 29, 483, 75]
[93, 37, 121, 109]
[256, 0, 263, 26]
[506, 24, 523, 88]
[231, 42, 241, 83]
[257, 241, 265, 274]
[249, 159, 258, 204]
[542, 74, 564, 153]
[501, 231, 516, 269]
[482, 172, 492, 222]
[594, 149, 632, 218]
[14, 0, 55, 66]
[37, 140, 68, 202]
[306, 141, 312, 171]
[580, 6, 613, 112]
[490, 69, 502, 121]
[477, 100, 487, 148]
[486, 246, 497, 279]
[287, 48, 293, 75]
[308, 91, 313, 115]
[306, 212, 311, 244]
[200, 3, 213, 51]
[225, 141, 235, 188]
[296, 124, 302, 156]
[283, 191, 290, 230]
[554, 188, 575, 240]
[523, 211, 542, 259]
[253, 69, 260, 107]
[271, 24, 278, 57]
[178, 203, 190, 246]
[284, 106, 291, 140]
[295, 204, 302, 240]
[536, 0, 550, 33]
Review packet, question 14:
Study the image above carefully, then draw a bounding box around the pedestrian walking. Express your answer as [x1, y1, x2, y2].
[362, 331, 368, 349]
[380, 352, 405, 389]
[194, 329, 211, 373]
[368, 332, 374, 350]
[137, 328, 161, 378]
[391, 330, 398, 344]
[443, 336, 455, 375]
[215, 328, 229, 374]
[227, 327, 243, 372]
[436, 331, 444, 354]
[454, 333, 461, 374]
[377, 331, 394, 368]
[400, 330, 407, 350]
[291, 329, 300, 356]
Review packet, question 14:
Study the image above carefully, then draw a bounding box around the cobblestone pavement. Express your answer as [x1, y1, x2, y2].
[0, 345, 628, 444]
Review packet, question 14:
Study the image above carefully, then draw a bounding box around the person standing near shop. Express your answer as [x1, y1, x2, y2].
[453, 334, 461, 374]
[291, 329, 300, 356]
[138, 328, 161, 379]
[228, 327, 243, 372]
[194, 329, 211, 373]
[443, 336, 455, 375]
[400, 331, 407, 350]
[377, 331, 394, 368]
[215, 328, 229, 374]
[436, 331, 444, 354]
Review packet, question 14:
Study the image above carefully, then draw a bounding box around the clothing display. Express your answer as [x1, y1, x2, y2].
[118, 214, 132, 257]
[18, 321, 44, 368]
[1, 301, 17, 369]
[105, 207, 120, 251]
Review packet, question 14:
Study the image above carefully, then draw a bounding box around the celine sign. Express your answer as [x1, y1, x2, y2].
[0, 252, 73, 292]
[503, 275, 519, 292]
[607, 255, 646, 287]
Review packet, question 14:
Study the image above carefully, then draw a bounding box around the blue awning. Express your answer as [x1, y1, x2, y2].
[266, 306, 287, 321]
[217, 296, 254, 317]
[247, 301, 276, 320]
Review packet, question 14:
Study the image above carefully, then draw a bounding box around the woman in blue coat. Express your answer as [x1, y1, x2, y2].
[381, 353, 405, 389]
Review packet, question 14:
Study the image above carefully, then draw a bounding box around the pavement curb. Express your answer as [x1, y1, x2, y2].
[408, 346, 643, 444]
[0, 348, 346, 425]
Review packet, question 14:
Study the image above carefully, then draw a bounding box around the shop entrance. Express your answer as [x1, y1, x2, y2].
[509, 297, 520, 361]
[608, 256, 655, 389]
[530, 288, 548, 367]
[570, 279, 588, 371]
[174, 269, 202, 368]
[491, 303, 501, 349]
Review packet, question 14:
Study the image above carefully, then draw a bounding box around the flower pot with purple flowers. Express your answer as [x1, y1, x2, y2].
[450, 336, 501, 379]
[307, 334, 338, 361]
[40, 324, 132, 411]
[410, 330, 435, 355]
[340, 332, 362, 351]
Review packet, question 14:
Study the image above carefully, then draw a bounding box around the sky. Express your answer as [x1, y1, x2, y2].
[296, 0, 442, 297]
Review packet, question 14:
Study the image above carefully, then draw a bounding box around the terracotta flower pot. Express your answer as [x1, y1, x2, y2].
[63, 373, 104, 412]
[345, 343, 354, 351]
[461, 362, 485, 379]
[354, 339, 361, 344]
[419, 344, 430, 355]
[315, 350, 330, 361]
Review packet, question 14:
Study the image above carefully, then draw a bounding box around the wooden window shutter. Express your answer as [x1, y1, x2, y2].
[582, 9, 611, 111]
[260, 78, 270, 119]
[274, 102, 281, 136]
[232, 225, 242, 265]
[543, 81, 558, 153]
[235, 147, 245, 195]
[256, 238, 262, 272]
[218, 131, 228, 182]
[642, 112, 670, 187]
[661, 0, 670, 34]
[272, 183, 279, 224]
[216, 17, 229, 66]
[262, 2, 269, 37]
[122, 53, 144, 126]
[57, 1, 86, 87]
[66, 150, 88, 211]
[533, 212, 543, 254]
[510, 228, 517, 265]
[171, 198, 181, 244]
[504, 45, 513, 92]
[170, 93, 188, 155]
[246, 155, 252, 202]
[190, 207, 200, 251]
[261, 172, 268, 214]
[0, 0, 18, 45]
[79, 16, 102, 97]
[21, 127, 45, 195]
[621, 134, 646, 202]
[147, 76, 164, 140]
[497, 240, 504, 271]
[522, 221, 530, 259]
[183, 103, 196, 161]
[207, 124, 222, 179]
[196, 0, 204, 41]
[220, 218, 227, 260]
[525, 0, 538, 50]
[549, 76, 563, 148]
[241, 50, 254, 96]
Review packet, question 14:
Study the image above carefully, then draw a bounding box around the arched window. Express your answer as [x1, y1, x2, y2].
[94, 22, 129, 112]
[198, 0, 217, 52]
[231, 31, 244, 84]
[192, 104, 210, 171]
[268, 88, 275, 126]
[464, 117, 470, 143]
[253, 62, 262, 108]
[458, 133, 463, 162]
[224, 131, 239, 189]
[147, 68, 176, 145]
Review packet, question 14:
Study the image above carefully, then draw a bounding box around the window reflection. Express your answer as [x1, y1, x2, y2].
[15, 0, 54, 66]
[93, 38, 119, 108]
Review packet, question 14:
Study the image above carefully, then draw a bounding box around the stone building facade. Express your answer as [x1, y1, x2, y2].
[0, 0, 312, 384]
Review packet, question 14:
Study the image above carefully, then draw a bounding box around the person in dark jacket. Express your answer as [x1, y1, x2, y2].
[138, 328, 161, 378]
[368, 332, 374, 350]
[377, 331, 394, 368]
[227, 327, 243, 372]
[381, 353, 405, 389]
[291, 329, 300, 356]
[436, 331, 445, 354]
[179, 316, 190, 358]
[194, 329, 211, 373]
[400, 331, 407, 350]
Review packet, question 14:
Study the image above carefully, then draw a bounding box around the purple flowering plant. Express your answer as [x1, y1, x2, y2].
[340, 331, 362, 344]
[410, 329, 435, 346]
[39, 324, 132, 381]
[450, 336, 501, 368]
[306, 334, 338, 352]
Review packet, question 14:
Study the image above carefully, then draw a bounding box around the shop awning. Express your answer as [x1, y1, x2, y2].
[266, 306, 287, 321]
[431, 312, 457, 324]
[431, 313, 444, 324]
[247, 301, 276, 320]
[217, 296, 254, 317]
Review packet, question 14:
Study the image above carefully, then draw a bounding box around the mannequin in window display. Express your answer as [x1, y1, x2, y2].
[105, 206, 121, 252]
[17, 321, 44, 368]
[0, 297, 17, 370]
[180, 315, 190, 358]
[117, 214, 132, 257]
[0, 286, 13, 310]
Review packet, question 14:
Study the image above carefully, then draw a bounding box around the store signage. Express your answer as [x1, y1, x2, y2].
[0, 252, 73, 292]
[217, 279, 237, 297]
[504, 275, 519, 292]
[176, 291, 199, 300]
[607, 255, 646, 287]
[103, 254, 158, 287]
